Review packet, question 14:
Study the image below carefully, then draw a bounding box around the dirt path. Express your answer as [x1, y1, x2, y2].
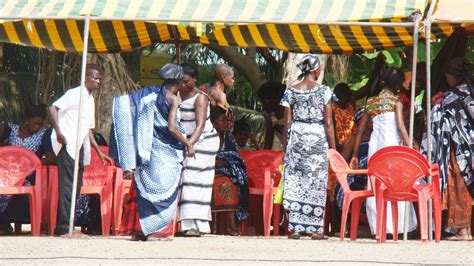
[1, 234, 472, 265]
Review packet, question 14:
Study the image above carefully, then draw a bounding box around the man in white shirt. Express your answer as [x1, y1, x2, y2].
[48, 64, 112, 236]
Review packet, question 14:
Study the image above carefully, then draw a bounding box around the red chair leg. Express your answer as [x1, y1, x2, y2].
[262, 169, 273, 237]
[99, 192, 111, 236]
[350, 198, 362, 241]
[391, 201, 398, 241]
[273, 204, 281, 236]
[340, 198, 350, 241]
[378, 201, 388, 243]
[262, 198, 272, 237]
[383, 202, 389, 243]
[48, 168, 59, 236]
[112, 178, 121, 236]
[417, 197, 428, 243]
[432, 197, 442, 243]
[375, 194, 384, 243]
[28, 193, 37, 236]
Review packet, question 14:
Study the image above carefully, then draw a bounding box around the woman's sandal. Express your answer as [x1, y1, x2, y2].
[131, 234, 148, 241]
[184, 229, 201, 237]
[311, 233, 329, 240]
[226, 229, 240, 236]
[444, 233, 472, 241]
[288, 232, 301, 240]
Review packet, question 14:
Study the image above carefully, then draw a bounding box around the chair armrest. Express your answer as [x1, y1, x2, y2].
[333, 169, 368, 175]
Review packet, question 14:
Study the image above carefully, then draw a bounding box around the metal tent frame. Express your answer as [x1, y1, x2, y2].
[0, 2, 437, 239]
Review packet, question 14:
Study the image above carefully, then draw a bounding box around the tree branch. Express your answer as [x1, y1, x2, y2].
[207, 44, 266, 92]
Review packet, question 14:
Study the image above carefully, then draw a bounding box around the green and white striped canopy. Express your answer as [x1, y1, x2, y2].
[0, 0, 453, 53]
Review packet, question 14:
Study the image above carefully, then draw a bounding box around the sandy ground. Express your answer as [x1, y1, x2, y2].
[0, 232, 472, 265]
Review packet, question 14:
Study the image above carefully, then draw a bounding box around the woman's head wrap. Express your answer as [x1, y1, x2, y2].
[159, 63, 184, 80]
[296, 54, 320, 80]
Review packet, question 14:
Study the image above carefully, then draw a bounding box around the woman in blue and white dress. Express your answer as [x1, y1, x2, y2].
[281, 55, 336, 240]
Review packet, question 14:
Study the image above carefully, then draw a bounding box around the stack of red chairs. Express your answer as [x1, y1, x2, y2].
[48, 146, 116, 236]
[0, 146, 43, 236]
[368, 146, 442, 243]
[112, 169, 130, 236]
[240, 150, 284, 237]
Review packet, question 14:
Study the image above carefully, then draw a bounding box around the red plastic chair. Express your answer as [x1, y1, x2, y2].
[328, 149, 372, 241]
[48, 146, 114, 236]
[112, 170, 130, 236]
[240, 150, 284, 237]
[0, 146, 42, 236]
[368, 146, 441, 243]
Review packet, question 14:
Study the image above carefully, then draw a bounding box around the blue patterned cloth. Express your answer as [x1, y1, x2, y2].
[110, 85, 185, 236]
[334, 140, 369, 210]
[7, 123, 46, 153]
[215, 133, 249, 222]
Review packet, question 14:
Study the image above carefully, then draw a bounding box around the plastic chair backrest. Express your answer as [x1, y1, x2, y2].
[83, 146, 111, 186]
[368, 146, 430, 196]
[0, 146, 41, 187]
[370, 145, 429, 168]
[328, 149, 351, 192]
[242, 150, 284, 188]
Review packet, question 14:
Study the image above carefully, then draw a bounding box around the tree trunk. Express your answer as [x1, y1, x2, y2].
[327, 55, 350, 84]
[207, 44, 266, 92]
[88, 53, 139, 142]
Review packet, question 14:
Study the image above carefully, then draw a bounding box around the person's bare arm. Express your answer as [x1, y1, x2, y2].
[48, 106, 66, 145]
[332, 106, 342, 150]
[167, 95, 194, 157]
[340, 134, 355, 162]
[249, 133, 260, 150]
[262, 111, 275, 149]
[395, 100, 410, 147]
[214, 90, 230, 111]
[89, 130, 113, 164]
[352, 54, 386, 101]
[41, 152, 57, 165]
[187, 94, 208, 146]
[282, 107, 292, 149]
[324, 104, 336, 150]
[350, 112, 369, 169]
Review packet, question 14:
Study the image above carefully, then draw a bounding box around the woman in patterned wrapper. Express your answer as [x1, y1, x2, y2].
[350, 66, 418, 237]
[115, 64, 195, 241]
[281, 54, 336, 240]
[421, 57, 473, 241]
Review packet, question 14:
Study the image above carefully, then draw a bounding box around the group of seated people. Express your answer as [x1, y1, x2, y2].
[0, 104, 105, 235]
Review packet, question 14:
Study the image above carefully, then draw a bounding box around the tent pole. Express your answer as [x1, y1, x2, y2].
[403, 13, 421, 242]
[424, 0, 437, 242]
[68, 14, 91, 238]
[425, 19, 434, 242]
